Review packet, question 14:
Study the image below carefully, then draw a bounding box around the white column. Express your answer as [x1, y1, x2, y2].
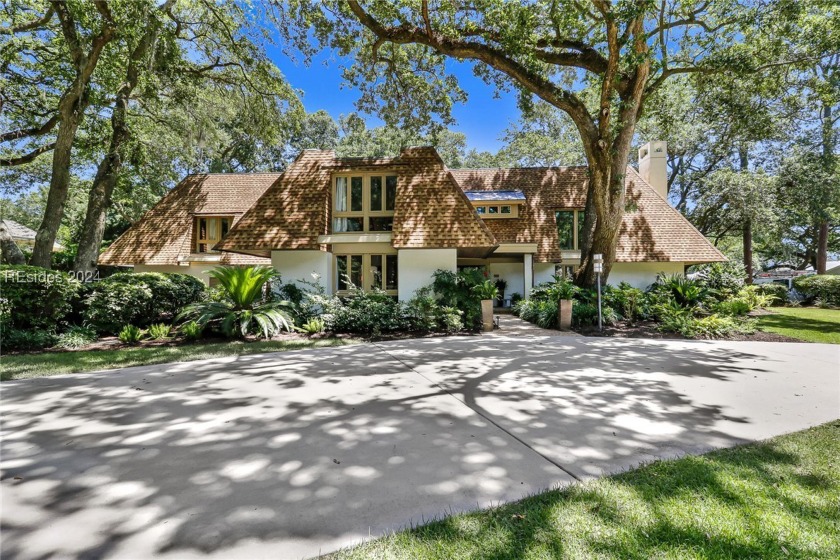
[523, 254, 533, 299]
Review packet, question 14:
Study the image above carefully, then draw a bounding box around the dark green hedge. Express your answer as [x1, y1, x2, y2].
[793, 275, 840, 306]
[0, 265, 80, 331]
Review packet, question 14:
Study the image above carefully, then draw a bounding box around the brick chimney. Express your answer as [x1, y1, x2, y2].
[638, 141, 668, 200]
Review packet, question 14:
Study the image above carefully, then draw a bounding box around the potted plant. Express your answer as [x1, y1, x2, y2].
[548, 275, 579, 331]
[473, 280, 500, 332]
[494, 278, 507, 307]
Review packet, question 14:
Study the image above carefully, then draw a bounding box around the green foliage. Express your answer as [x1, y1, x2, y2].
[693, 315, 744, 339]
[438, 306, 464, 334]
[118, 325, 144, 345]
[1, 328, 57, 352]
[572, 303, 619, 328]
[692, 262, 747, 298]
[657, 304, 696, 337]
[300, 317, 326, 335]
[473, 280, 499, 301]
[0, 265, 80, 331]
[432, 269, 485, 330]
[324, 289, 403, 336]
[754, 283, 789, 306]
[85, 272, 205, 334]
[714, 298, 752, 316]
[514, 299, 558, 329]
[652, 274, 709, 308]
[793, 275, 840, 307]
[179, 321, 204, 341]
[147, 323, 172, 340]
[605, 282, 646, 323]
[55, 326, 97, 350]
[179, 266, 293, 339]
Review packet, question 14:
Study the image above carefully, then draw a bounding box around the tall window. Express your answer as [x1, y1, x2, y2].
[333, 174, 397, 233]
[335, 253, 398, 293]
[555, 210, 584, 250]
[195, 217, 231, 253]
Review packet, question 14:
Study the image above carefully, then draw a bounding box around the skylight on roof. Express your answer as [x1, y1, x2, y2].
[463, 190, 526, 202]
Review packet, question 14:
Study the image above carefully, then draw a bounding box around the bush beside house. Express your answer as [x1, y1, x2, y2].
[793, 275, 840, 306]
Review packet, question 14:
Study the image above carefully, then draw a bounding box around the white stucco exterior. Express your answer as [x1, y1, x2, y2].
[397, 248, 457, 301]
[488, 262, 526, 301]
[607, 261, 684, 289]
[533, 263, 556, 286]
[133, 264, 218, 285]
[272, 250, 332, 294]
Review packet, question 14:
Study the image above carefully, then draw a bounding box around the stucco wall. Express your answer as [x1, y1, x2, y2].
[272, 250, 332, 294]
[607, 262, 684, 289]
[488, 262, 526, 301]
[534, 263, 556, 286]
[133, 264, 217, 285]
[397, 248, 456, 301]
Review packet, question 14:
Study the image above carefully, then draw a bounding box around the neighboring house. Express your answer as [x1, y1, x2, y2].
[101, 142, 724, 298]
[98, 173, 279, 284]
[825, 261, 840, 275]
[1, 219, 63, 251]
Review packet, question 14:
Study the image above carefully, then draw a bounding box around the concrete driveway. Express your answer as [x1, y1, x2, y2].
[2, 336, 838, 559]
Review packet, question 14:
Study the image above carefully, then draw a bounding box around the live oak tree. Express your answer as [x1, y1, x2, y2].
[2, 0, 115, 268]
[274, 0, 787, 286]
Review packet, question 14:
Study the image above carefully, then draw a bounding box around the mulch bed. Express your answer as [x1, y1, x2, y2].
[575, 320, 803, 343]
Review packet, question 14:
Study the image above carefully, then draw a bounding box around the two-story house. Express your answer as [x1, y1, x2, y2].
[99, 142, 724, 298]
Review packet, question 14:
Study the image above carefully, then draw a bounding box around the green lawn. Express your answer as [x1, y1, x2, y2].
[0, 338, 358, 381]
[331, 422, 840, 560]
[755, 307, 840, 344]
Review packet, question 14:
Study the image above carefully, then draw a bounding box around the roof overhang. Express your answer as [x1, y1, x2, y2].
[493, 243, 538, 254]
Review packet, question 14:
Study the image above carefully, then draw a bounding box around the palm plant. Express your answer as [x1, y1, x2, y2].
[178, 266, 293, 339]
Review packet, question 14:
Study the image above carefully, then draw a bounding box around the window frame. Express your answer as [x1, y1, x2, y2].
[332, 172, 397, 233]
[194, 216, 232, 253]
[334, 252, 398, 295]
[555, 209, 584, 251]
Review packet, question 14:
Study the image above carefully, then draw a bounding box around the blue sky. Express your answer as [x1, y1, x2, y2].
[268, 48, 522, 153]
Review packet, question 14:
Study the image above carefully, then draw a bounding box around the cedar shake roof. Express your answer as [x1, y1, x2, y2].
[98, 173, 278, 266]
[449, 166, 725, 263]
[215, 150, 335, 256]
[219, 147, 497, 256]
[391, 147, 496, 252]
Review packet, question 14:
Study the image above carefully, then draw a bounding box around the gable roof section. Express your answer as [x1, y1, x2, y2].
[98, 173, 278, 266]
[450, 166, 724, 263]
[392, 147, 497, 251]
[215, 150, 335, 256]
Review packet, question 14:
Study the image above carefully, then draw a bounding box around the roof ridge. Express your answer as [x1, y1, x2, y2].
[453, 165, 589, 171]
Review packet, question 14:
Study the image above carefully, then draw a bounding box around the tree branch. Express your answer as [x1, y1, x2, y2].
[0, 6, 54, 35]
[0, 115, 59, 142]
[0, 142, 56, 166]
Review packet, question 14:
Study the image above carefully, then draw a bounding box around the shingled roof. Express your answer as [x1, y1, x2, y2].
[215, 150, 335, 256]
[449, 166, 724, 263]
[218, 147, 497, 256]
[98, 173, 278, 266]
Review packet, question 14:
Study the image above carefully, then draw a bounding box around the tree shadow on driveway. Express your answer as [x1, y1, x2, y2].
[1, 337, 837, 559]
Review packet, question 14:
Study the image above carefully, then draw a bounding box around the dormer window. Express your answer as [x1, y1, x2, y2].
[195, 217, 231, 253]
[332, 173, 396, 233]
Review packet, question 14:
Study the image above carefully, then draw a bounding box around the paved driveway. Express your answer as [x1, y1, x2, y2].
[2, 336, 838, 559]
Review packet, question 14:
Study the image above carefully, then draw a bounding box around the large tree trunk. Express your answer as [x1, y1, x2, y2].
[0, 222, 26, 265]
[29, 1, 114, 269]
[739, 146, 752, 283]
[816, 102, 833, 275]
[73, 4, 168, 275]
[817, 221, 828, 274]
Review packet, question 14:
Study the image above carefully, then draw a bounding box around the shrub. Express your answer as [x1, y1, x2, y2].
[300, 317, 326, 335]
[402, 289, 442, 333]
[510, 292, 523, 305]
[652, 273, 709, 308]
[754, 283, 789, 306]
[656, 303, 696, 336]
[605, 282, 646, 323]
[693, 314, 741, 338]
[0, 265, 80, 331]
[714, 298, 752, 316]
[118, 324, 144, 344]
[692, 261, 747, 298]
[438, 306, 464, 333]
[55, 326, 97, 349]
[147, 323, 172, 340]
[179, 266, 293, 339]
[535, 300, 559, 329]
[572, 302, 597, 327]
[432, 268, 485, 330]
[85, 272, 205, 334]
[326, 289, 404, 336]
[1, 328, 57, 352]
[180, 320, 203, 341]
[737, 285, 773, 309]
[793, 275, 840, 306]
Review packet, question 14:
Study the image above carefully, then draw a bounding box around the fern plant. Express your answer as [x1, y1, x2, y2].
[300, 317, 326, 335]
[180, 320, 203, 341]
[118, 324, 144, 344]
[147, 323, 172, 339]
[178, 266, 293, 339]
